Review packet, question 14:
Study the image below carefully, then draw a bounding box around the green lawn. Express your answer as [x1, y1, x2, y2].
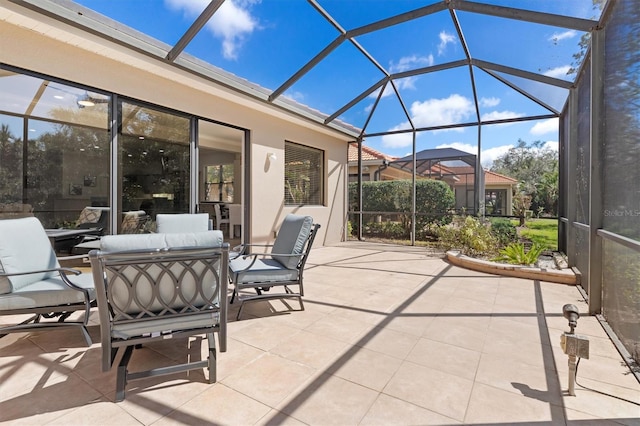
[512, 218, 558, 250]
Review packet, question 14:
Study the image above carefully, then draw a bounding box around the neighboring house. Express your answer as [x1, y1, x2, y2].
[347, 144, 400, 181]
[446, 167, 517, 216]
[348, 145, 518, 216]
[347, 144, 458, 186]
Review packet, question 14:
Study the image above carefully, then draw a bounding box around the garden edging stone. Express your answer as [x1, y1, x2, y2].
[446, 250, 580, 285]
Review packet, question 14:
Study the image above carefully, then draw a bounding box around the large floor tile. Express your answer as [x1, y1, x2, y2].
[360, 394, 461, 425]
[405, 338, 481, 380]
[277, 373, 379, 425]
[383, 361, 474, 422]
[464, 382, 567, 424]
[154, 384, 271, 426]
[221, 353, 316, 407]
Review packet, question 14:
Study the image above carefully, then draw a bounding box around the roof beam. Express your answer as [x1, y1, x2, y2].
[359, 80, 389, 138]
[449, 0, 598, 31]
[449, 9, 481, 124]
[472, 59, 573, 89]
[269, 35, 345, 102]
[389, 79, 415, 131]
[325, 77, 387, 124]
[166, 0, 224, 62]
[364, 113, 557, 138]
[347, 2, 448, 38]
[391, 59, 468, 80]
[479, 67, 561, 115]
[309, 0, 388, 76]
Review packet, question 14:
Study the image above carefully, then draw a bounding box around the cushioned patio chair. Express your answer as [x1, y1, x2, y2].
[89, 231, 228, 402]
[156, 213, 211, 233]
[76, 206, 109, 231]
[0, 217, 95, 345]
[229, 214, 320, 320]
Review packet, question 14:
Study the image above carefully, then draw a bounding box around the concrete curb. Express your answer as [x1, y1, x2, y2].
[445, 250, 580, 285]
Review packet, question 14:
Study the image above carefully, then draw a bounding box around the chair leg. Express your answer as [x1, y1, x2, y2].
[80, 325, 92, 347]
[206, 332, 217, 383]
[115, 346, 134, 402]
[236, 301, 245, 321]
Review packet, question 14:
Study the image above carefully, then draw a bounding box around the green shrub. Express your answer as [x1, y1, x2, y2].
[364, 221, 407, 239]
[489, 217, 518, 247]
[348, 179, 455, 238]
[492, 242, 544, 265]
[436, 215, 498, 257]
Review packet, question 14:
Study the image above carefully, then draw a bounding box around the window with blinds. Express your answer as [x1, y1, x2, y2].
[284, 141, 324, 206]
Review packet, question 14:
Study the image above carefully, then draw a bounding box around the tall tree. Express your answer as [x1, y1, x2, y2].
[491, 139, 558, 215]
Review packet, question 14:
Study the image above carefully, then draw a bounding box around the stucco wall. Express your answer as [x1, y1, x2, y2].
[1, 13, 351, 245]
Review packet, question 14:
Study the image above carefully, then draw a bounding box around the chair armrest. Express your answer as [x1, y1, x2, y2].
[231, 243, 274, 255]
[58, 254, 90, 263]
[0, 266, 81, 277]
[0, 266, 89, 293]
[232, 252, 301, 273]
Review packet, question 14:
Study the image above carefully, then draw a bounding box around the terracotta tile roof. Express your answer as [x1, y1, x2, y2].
[348, 144, 397, 162]
[485, 170, 518, 184]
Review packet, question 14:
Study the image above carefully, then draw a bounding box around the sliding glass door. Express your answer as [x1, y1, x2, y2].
[119, 101, 190, 232]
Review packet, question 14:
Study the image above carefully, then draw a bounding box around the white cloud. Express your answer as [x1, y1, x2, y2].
[480, 110, 524, 123]
[166, 0, 259, 60]
[373, 55, 435, 99]
[389, 54, 434, 73]
[543, 140, 559, 151]
[436, 142, 514, 168]
[381, 131, 413, 149]
[481, 145, 514, 167]
[436, 142, 476, 155]
[380, 94, 475, 148]
[438, 31, 456, 55]
[530, 118, 559, 135]
[283, 90, 305, 102]
[543, 65, 571, 79]
[549, 30, 577, 43]
[480, 97, 500, 108]
[411, 94, 474, 128]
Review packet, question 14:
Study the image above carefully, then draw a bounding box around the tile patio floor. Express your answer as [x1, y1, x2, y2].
[1, 242, 638, 425]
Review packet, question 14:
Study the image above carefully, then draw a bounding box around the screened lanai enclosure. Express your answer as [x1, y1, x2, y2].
[1, 0, 639, 367]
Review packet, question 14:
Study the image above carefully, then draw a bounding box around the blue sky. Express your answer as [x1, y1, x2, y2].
[75, 0, 601, 166]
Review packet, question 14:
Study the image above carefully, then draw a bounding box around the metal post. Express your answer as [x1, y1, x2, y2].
[568, 354, 577, 396]
[109, 95, 119, 235]
[357, 138, 363, 241]
[588, 29, 605, 314]
[411, 131, 416, 246]
[567, 89, 578, 266]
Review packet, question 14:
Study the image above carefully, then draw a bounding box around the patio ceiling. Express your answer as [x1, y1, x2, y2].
[5, 0, 605, 140]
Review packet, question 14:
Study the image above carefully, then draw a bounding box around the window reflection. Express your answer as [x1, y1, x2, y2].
[0, 70, 110, 230]
[120, 101, 190, 230]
